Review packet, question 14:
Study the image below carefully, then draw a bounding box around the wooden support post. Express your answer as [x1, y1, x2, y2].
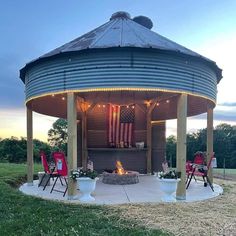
[27, 107, 33, 185]
[176, 94, 187, 200]
[77, 97, 88, 170]
[207, 107, 214, 183]
[146, 113, 152, 174]
[146, 100, 158, 174]
[67, 92, 77, 199]
[82, 111, 88, 169]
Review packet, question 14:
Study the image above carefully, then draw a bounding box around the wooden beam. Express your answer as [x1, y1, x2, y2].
[148, 99, 158, 115]
[27, 107, 33, 185]
[146, 112, 152, 174]
[146, 99, 158, 174]
[136, 104, 146, 113]
[176, 94, 187, 200]
[67, 92, 77, 199]
[76, 97, 86, 113]
[77, 97, 88, 169]
[207, 107, 214, 183]
[81, 111, 88, 169]
[87, 103, 97, 113]
[76, 98, 96, 113]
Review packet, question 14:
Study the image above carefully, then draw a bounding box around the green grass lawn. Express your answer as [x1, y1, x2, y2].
[213, 168, 236, 175]
[0, 163, 168, 236]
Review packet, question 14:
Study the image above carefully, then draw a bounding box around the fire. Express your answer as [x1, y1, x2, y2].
[116, 161, 127, 175]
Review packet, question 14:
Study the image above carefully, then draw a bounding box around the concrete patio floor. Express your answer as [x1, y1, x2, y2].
[19, 175, 223, 205]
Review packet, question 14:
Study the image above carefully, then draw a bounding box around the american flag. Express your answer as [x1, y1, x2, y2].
[108, 104, 135, 147]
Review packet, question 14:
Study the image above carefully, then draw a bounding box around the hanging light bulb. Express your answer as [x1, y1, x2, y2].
[132, 105, 135, 109]
[126, 105, 129, 108]
[145, 100, 151, 107]
[103, 105, 105, 108]
[166, 100, 170, 103]
[98, 104, 101, 108]
[51, 94, 55, 97]
[156, 102, 160, 106]
[62, 97, 65, 100]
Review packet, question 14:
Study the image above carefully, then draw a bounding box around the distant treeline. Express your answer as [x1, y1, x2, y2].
[0, 137, 51, 163]
[167, 123, 236, 168]
[0, 123, 235, 168]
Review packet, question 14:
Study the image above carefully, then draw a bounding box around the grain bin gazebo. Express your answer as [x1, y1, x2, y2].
[20, 12, 222, 200]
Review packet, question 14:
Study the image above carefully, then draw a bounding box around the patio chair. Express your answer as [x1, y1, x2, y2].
[186, 152, 205, 181]
[186, 160, 196, 183]
[38, 151, 62, 190]
[50, 152, 68, 196]
[186, 152, 214, 191]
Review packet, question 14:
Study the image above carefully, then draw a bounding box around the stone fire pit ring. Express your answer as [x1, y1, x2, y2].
[102, 171, 139, 185]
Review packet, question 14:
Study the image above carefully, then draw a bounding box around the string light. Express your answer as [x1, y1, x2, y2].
[166, 100, 170, 103]
[103, 105, 105, 108]
[151, 120, 165, 124]
[51, 94, 55, 97]
[132, 105, 135, 109]
[156, 103, 160, 106]
[62, 97, 65, 100]
[98, 104, 101, 108]
[126, 105, 129, 108]
[25, 87, 216, 106]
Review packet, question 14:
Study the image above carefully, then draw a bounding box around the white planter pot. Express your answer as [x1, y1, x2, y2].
[158, 178, 180, 202]
[77, 177, 98, 202]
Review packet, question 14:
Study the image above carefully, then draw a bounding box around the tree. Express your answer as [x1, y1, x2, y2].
[0, 137, 51, 163]
[214, 123, 235, 168]
[166, 135, 176, 167]
[48, 118, 68, 154]
[33, 139, 51, 162]
[186, 133, 198, 161]
[186, 129, 207, 162]
[166, 123, 236, 169]
[0, 137, 26, 163]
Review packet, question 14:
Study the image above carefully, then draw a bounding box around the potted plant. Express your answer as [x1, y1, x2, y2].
[157, 170, 180, 202]
[70, 169, 99, 202]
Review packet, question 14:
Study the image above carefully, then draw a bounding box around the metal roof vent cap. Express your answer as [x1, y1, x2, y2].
[133, 16, 153, 29]
[110, 11, 131, 20]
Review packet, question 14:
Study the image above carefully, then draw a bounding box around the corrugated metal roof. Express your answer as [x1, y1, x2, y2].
[20, 11, 222, 81]
[38, 11, 206, 60]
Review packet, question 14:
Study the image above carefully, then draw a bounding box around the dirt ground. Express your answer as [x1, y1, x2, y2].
[115, 176, 236, 236]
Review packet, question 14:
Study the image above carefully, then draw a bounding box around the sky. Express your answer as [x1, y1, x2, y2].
[0, 0, 236, 141]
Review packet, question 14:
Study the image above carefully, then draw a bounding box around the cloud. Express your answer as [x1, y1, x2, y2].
[214, 105, 236, 122]
[166, 106, 236, 137]
[218, 102, 236, 107]
[0, 108, 57, 141]
[214, 112, 236, 122]
[188, 107, 236, 123]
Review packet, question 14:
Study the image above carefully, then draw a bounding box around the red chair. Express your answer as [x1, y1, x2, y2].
[186, 161, 196, 183]
[186, 152, 214, 191]
[186, 152, 205, 184]
[50, 152, 68, 196]
[193, 152, 206, 165]
[38, 151, 61, 190]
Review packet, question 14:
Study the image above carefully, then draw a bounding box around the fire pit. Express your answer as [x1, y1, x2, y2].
[102, 161, 139, 185]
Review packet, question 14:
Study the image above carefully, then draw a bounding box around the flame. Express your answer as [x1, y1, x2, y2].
[116, 161, 127, 175]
